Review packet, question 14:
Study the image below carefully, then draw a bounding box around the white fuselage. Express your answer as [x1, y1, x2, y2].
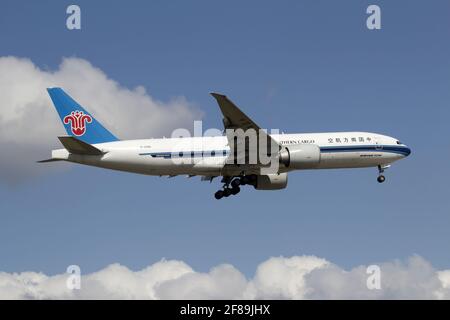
[51, 131, 411, 177]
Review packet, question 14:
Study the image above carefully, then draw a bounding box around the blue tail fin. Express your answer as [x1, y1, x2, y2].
[47, 88, 119, 144]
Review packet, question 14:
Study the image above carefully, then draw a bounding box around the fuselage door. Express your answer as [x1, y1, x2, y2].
[374, 136, 383, 150]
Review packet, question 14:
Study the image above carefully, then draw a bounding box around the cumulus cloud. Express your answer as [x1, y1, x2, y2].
[247, 256, 329, 299]
[1, 255, 450, 300]
[0, 56, 202, 183]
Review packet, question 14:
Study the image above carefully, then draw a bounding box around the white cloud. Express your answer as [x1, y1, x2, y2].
[1, 255, 450, 300]
[246, 256, 329, 299]
[156, 264, 248, 299]
[0, 56, 202, 183]
[305, 255, 446, 299]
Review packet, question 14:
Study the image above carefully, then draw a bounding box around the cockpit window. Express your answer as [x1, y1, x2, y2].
[396, 140, 402, 145]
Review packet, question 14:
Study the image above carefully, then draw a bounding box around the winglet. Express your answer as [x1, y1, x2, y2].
[210, 92, 226, 99]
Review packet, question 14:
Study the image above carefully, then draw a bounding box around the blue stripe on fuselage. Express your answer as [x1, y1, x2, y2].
[320, 145, 411, 156]
[138, 145, 411, 158]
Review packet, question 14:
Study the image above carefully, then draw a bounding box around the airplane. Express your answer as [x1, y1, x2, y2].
[40, 88, 411, 199]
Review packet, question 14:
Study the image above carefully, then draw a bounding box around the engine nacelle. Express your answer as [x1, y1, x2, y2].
[255, 173, 288, 190]
[279, 144, 321, 169]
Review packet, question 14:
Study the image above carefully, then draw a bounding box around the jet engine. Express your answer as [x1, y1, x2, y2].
[279, 144, 321, 169]
[254, 173, 288, 190]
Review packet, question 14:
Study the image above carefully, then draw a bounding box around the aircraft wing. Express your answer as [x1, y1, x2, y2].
[210, 93, 281, 172]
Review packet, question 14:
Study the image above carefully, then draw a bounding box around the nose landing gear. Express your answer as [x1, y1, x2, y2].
[377, 165, 390, 183]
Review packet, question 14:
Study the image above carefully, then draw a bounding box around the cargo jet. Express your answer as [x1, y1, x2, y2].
[41, 88, 411, 199]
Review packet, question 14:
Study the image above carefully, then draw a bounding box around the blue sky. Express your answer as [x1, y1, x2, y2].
[1, 0, 449, 278]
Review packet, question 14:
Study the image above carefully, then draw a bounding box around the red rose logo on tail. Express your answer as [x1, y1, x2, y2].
[63, 111, 92, 136]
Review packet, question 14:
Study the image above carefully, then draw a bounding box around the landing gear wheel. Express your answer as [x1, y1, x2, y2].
[231, 186, 241, 195]
[241, 176, 249, 185]
[223, 188, 232, 197]
[214, 190, 224, 199]
[377, 175, 385, 183]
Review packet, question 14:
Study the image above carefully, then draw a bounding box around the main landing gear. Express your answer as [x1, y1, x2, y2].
[377, 165, 390, 183]
[214, 177, 240, 200]
[214, 175, 257, 199]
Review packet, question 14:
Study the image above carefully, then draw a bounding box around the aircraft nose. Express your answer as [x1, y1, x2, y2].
[403, 145, 411, 157]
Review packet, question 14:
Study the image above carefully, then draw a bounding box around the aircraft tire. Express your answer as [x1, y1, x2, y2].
[223, 188, 232, 197]
[215, 190, 224, 199]
[231, 186, 240, 195]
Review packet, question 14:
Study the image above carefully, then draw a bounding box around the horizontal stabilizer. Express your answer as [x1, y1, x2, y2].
[37, 158, 64, 163]
[58, 136, 104, 155]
